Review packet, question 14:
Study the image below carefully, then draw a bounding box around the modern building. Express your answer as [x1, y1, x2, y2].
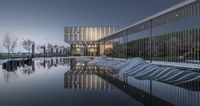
[98, 0, 200, 67]
[64, 26, 118, 56]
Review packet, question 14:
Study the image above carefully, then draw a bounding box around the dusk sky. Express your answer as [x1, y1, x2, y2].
[0, 0, 184, 52]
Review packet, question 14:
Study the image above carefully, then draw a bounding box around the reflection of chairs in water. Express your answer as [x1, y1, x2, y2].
[90, 55, 200, 86]
[64, 64, 114, 91]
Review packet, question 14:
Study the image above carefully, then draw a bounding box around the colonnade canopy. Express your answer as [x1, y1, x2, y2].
[97, 0, 198, 43]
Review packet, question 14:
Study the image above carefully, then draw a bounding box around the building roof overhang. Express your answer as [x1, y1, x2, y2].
[97, 0, 197, 42]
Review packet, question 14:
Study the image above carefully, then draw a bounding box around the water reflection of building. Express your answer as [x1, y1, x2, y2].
[64, 60, 116, 91]
[36, 58, 70, 69]
[123, 77, 200, 106]
[1, 58, 70, 83]
[2, 59, 33, 72]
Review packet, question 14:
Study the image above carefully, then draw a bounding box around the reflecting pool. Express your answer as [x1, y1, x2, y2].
[0, 58, 200, 106]
[0, 58, 143, 106]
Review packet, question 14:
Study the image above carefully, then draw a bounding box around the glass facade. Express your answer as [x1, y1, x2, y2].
[98, 1, 200, 65]
[64, 26, 118, 56]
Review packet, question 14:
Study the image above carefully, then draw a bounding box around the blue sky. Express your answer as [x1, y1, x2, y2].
[0, 0, 183, 52]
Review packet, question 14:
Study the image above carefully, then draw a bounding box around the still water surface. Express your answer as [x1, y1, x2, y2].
[1, 58, 200, 106]
[0, 58, 143, 106]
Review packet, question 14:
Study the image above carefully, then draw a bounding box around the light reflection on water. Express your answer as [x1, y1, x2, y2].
[125, 76, 200, 106]
[0, 58, 69, 83]
[1, 58, 200, 106]
[0, 58, 143, 106]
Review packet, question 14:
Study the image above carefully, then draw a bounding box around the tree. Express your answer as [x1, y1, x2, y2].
[22, 39, 35, 56]
[2, 33, 18, 58]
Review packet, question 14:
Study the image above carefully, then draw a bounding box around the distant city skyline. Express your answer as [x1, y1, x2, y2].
[0, 0, 183, 52]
